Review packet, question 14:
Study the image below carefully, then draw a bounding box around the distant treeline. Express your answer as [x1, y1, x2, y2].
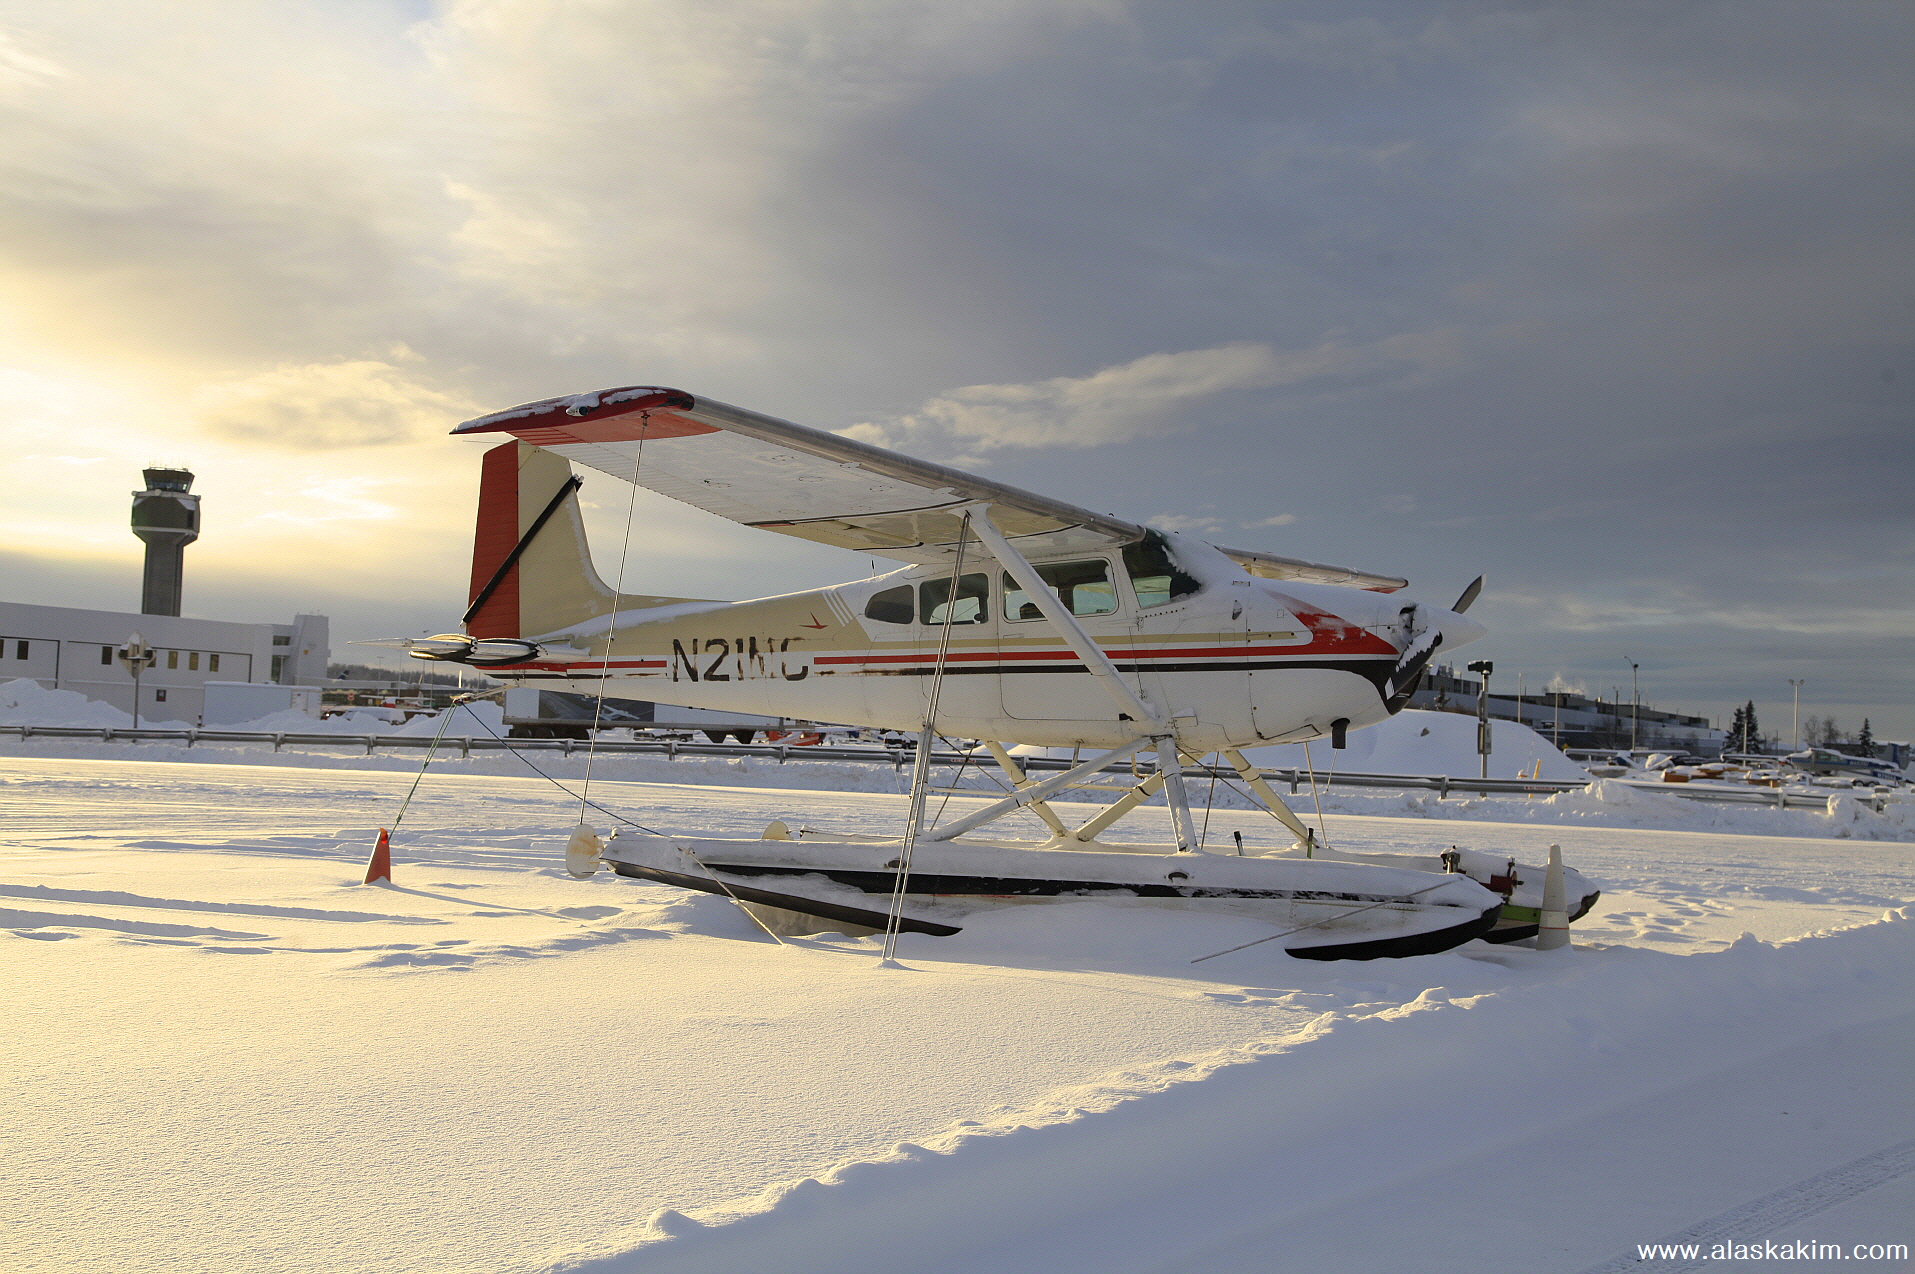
[327, 662, 497, 690]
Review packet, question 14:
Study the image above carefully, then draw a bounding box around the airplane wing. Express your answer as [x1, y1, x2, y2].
[1211, 544, 1406, 592]
[452, 385, 1404, 589]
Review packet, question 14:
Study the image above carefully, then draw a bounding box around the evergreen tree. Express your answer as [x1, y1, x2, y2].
[1858, 718, 1875, 757]
[1727, 704, 1747, 752]
[1743, 700, 1761, 752]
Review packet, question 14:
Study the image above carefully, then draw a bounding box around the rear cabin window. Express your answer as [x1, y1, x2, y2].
[1122, 531, 1202, 608]
[863, 586, 914, 624]
[920, 573, 988, 625]
[1004, 559, 1118, 621]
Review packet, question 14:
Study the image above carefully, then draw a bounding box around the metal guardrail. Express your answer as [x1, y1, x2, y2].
[0, 724, 1897, 812]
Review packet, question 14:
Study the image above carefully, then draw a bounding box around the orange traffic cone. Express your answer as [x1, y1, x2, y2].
[364, 828, 392, 885]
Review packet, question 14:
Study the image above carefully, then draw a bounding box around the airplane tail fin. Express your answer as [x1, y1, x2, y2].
[466, 441, 718, 641]
[466, 442, 617, 639]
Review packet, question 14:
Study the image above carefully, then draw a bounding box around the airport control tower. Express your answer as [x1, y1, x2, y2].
[131, 468, 200, 616]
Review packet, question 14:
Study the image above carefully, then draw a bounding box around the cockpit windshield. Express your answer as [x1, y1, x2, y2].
[1122, 530, 1202, 608]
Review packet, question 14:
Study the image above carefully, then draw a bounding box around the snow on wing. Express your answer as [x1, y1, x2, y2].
[451, 385, 1407, 588]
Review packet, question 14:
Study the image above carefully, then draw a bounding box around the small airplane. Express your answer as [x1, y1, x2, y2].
[1783, 748, 1904, 784]
[390, 384, 1589, 957]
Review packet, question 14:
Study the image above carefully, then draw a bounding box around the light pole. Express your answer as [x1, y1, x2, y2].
[1788, 679, 1804, 750]
[116, 632, 157, 729]
[1467, 660, 1494, 779]
[1627, 659, 1640, 753]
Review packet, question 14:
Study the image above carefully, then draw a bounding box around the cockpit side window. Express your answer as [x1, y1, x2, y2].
[920, 573, 989, 625]
[1122, 530, 1202, 608]
[1004, 559, 1118, 621]
[863, 585, 914, 624]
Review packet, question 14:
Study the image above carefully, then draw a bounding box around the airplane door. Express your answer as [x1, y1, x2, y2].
[912, 569, 1000, 730]
[999, 556, 1134, 724]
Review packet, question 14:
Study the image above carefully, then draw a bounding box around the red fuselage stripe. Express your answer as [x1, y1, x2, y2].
[814, 643, 1373, 666]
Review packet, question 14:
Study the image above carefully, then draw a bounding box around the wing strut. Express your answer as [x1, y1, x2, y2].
[961, 506, 1201, 852]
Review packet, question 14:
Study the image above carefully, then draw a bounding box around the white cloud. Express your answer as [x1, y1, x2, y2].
[1245, 513, 1298, 527]
[1147, 513, 1226, 534]
[0, 28, 69, 99]
[854, 331, 1466, 451]
[191, 357, 477, 450]
[252, 476, 400, 526]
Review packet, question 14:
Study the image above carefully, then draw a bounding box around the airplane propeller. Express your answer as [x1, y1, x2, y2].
[1383, 575, 1482, 713]
[1451, 574, 1483, 615]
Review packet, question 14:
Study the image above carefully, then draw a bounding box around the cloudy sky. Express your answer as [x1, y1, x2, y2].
[2, 1, 1909, 739]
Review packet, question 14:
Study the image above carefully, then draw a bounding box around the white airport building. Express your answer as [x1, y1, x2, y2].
[0, 601, 329, 725]
[1, 466, 330, 725]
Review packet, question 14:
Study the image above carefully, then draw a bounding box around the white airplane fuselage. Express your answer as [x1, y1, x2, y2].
[487, 532, 1481, 751]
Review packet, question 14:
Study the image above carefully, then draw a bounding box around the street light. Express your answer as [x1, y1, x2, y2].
[1467, 659, 1494, 779]
[116, 632, 157, 729]
[1627, 659, 1640, 753]
[1788, 679, 1805, 750]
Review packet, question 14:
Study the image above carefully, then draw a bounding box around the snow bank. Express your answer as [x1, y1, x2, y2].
[1234, 708, 1591, 780]
[0, 677, 190, 730]
[392, 699, 507, 737]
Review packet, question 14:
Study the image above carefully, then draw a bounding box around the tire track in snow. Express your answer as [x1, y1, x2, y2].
[1577, 1136, 1915, 1273]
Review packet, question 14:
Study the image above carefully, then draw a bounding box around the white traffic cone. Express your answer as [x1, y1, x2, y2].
[1536, 843, 1570, 950]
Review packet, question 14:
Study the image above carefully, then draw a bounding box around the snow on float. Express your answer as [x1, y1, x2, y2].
[588, 829, 1504, 960]
[381, 383, 1595, 959]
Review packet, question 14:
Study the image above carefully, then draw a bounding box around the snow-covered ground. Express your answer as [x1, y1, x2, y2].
[4, 750, 1911, 1274]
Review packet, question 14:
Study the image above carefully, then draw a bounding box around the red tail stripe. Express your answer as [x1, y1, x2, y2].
[467, 443, 522, 639]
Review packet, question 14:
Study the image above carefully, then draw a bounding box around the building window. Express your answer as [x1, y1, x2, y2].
[13, 640, 25, 659]
[167, 650, 179, 669]
[271, 655, 286, 681]
[188, 652, 199, 671]
[154, 689, 167, 702]
[101, 646, 114, 665]
[208, 653, 220, 673]
[272, 634, 291, 647]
